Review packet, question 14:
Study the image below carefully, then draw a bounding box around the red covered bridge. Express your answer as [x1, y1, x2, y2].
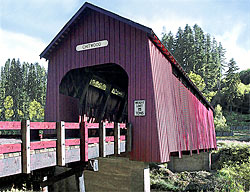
[40, 2, 216, 163]
[0, 2, 216, 186]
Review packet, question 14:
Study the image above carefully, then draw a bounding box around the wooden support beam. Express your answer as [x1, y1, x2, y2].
[99, 122, 106, 157]
[126, 123, 132, 152]
[80, 122, 88, 161]
[114, 123, 120, 155]
[40, 166, 85, 188]
[21, 120, 30, 174]
[57, 121, 65, 166]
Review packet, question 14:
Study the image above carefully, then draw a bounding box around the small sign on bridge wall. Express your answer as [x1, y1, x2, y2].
[76, 40, 108, 51]
[134, 100, 146, 116]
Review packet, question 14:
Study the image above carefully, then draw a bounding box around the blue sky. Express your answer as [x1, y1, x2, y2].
[0, 0, 249, 70]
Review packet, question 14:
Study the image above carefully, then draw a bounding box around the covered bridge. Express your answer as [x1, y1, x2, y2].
[40, 2, 216, 163]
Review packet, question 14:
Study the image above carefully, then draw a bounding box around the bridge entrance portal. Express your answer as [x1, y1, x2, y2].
[59, 63, 128, 123]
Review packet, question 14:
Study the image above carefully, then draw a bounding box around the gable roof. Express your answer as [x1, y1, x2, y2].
[40, 2, 152, 60]
[40, 2, 213, 111]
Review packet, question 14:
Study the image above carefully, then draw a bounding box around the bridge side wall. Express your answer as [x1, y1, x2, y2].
[149, 40, 217, 162]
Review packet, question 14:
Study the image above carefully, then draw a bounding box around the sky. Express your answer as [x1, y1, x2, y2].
[0, 0, 249, 71]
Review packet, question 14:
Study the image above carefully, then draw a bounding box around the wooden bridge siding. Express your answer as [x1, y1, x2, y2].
[149, 40, 176, 162]
[44, 10, 160, 162]
[149, 40, 217, 162]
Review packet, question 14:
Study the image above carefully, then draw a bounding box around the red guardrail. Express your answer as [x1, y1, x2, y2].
[0, 121, 128, 154]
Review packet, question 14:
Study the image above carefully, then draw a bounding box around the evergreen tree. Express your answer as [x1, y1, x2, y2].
[223, 58, 240, 112]
[193, 24, 206, 76]
[8, 59, 23, 120]
[182, 24, 195, 73]
[162, 31, 175, 54]
[174, 27, 185, 65]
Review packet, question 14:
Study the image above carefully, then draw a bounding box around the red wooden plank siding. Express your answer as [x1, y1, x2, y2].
[44, 9, 216, 163]
[148, 39, 216, 162]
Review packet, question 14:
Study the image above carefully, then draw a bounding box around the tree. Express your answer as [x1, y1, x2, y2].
[239, 69, 250, 85]
[188, 71, 205, 91]
[223, 58, 240, 112]
[4, 96, 14, 120]
[29, 100, 44, 121]
[193, 24, 206, 76]
[214, 104, 229, 131]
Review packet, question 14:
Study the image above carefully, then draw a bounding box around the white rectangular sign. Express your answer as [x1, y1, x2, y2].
[134, 100, 146, 116]
[76, 40, 108, 51]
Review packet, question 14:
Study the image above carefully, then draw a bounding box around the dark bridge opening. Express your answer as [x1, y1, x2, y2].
[59, 63, 128, 124]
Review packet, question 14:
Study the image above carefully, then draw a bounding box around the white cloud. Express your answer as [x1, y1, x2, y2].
[132, 13, 203, 38]
[0, 29, 48, 68]
[215, 23, 250, 71]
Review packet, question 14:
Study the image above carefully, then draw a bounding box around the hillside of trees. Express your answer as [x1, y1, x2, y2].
[0, 59, 47, 121]
[162, 24, 250, 128]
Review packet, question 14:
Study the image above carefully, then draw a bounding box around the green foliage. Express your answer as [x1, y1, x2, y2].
[29, 100, 44, 121]
[214, 143, 250, 169]
[224, 111, 250, 127]
[150, 167, 186, 191]
[4, 96, 14, 120]
[223, 58, 241, 112]
[214, 104, 229, 131]
[214, 143, 250, 191]
[0, 59, 47, 121]
[237, 83, 250, 96]
[217, 166, 245, 191]
[161, 25, 250, 116]
[239, 68, 250, 85]
[150, 166, 236, 191]
[203, 91, 217, 102]
[188, 71, 205, 91]
[4, 95, 13, 109]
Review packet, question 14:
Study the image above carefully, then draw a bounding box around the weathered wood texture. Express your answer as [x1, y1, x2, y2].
[114, 123, 120, 155]
[21, 120, 30, 174]
[56, 121, 66, 166]
[80, 122, 88, 162]
[99, 122, 106, 157]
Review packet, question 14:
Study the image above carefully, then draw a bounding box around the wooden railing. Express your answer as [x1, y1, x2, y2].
[0, 120, 132, 175]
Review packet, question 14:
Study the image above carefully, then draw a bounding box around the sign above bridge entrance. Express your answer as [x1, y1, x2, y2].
[76, 40, 108, 51]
